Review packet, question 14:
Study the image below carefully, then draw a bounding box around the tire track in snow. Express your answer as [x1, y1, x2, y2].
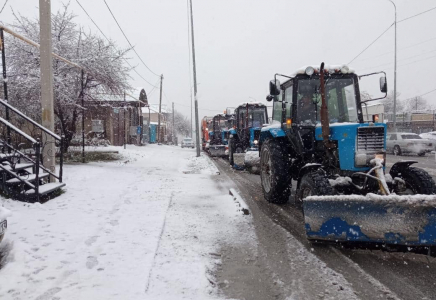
[144, 191, 175, 293]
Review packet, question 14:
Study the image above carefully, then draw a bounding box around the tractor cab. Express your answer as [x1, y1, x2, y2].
[228, 103, 268, 170]
[221, 108, 236, 146]
[265, 65, 387, 176]
[260, 63, 436, 248]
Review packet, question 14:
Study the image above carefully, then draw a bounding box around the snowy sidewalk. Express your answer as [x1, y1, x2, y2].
[0, 145, 249, 300]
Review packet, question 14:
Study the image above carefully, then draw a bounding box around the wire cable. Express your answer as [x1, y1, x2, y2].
[348, 23, 394, 65]
[398, 6, 436, 23]
[76, 0, 158, 88]
[353, 36, 436, 63]
[103, 0, 160, 77]
[0, 0, 8, 15]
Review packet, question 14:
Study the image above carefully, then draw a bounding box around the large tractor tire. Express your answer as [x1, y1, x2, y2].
[398, 167, 436, 194]
[260, 139, 291, 204]
[229, 138, 234, 166]
[297, 170, 334, 201]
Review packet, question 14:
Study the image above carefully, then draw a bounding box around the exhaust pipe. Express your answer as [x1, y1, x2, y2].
[319, 62, 334, 151]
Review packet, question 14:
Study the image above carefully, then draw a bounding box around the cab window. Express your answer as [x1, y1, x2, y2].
[272, 90, 283, 123]
[285, 85, 293, 119]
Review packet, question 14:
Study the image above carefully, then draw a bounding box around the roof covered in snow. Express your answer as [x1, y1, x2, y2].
[292, 64, 355, 77]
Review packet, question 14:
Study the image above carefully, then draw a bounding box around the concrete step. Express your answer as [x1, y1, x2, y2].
[6, 173, 50, 185]
[25, 182, 66, 196]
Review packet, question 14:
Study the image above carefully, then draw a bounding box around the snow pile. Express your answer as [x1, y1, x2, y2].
[0, 206, 12, 221]
[306, 193, 436, 207]
[328, 176, 352, 187]
[244, 151, 260, 167]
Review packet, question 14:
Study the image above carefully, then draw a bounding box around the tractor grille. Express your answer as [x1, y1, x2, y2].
[357, 127, 384, 153]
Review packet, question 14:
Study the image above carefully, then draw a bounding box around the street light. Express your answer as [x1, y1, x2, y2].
[388, 0, 397, 131]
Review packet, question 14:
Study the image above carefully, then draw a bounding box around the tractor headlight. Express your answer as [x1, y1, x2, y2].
[355, 153, 367, 167]
[305, 66, 315, 76]
[253, 140, 258, 145]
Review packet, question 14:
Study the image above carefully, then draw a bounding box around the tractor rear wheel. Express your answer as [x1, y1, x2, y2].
[298, 170, 334, 201]
[229, 138, 234, 166]
[260, 139, 291, 204]
[399, 167, 436, 194]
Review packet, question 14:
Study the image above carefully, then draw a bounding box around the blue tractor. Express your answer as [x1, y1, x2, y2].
[260, 63, 436, 249]
[228, 103, 268, 172]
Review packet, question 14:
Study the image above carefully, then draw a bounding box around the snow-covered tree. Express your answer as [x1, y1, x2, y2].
[3, 4, 131, 151]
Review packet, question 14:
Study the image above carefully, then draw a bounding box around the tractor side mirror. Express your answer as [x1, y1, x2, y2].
[379, 76, 387, 93]
[269, 79, 281, 96]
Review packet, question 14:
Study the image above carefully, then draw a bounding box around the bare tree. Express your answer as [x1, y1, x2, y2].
[381, 91, 404, 114]
[3, 4, 131, 151]
[404, 96, 429, 112]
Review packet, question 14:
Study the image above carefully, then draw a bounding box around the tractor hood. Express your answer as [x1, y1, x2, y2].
[315, 123, 387, 171]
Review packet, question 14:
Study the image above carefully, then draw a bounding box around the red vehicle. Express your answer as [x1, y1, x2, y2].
[201, 116, 213, 150]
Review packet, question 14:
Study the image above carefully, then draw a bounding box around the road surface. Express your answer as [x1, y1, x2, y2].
[212, 155, 436, 300]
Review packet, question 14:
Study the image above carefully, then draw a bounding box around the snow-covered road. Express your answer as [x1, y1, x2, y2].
[0, 145, 251, 300]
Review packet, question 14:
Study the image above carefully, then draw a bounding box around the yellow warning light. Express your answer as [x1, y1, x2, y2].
[286, 119, 292, 128]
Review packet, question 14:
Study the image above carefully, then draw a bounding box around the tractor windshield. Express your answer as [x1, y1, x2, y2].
[248, 107, 267, 128]
[297, 77, 358, 125]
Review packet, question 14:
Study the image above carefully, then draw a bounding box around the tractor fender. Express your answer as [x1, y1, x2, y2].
[259, 127, 286, 149]
[389, 160, 418, 178]
[297, 163, 323, 189]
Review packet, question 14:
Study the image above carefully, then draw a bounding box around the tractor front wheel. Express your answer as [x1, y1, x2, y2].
[398, 167, 436, 195]
[297, 170, 334, 201]
[260, 139, 291, 204]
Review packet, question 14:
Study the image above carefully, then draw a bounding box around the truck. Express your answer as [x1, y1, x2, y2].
[260, 63, 436, 250]
[228, 102, 268, 172]
[201, 116, 213, 151]
[209, 113, 227, 157]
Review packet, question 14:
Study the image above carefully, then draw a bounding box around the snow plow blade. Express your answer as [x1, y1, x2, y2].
[303, 194, 436, 246]
[209, 145, 226, 157]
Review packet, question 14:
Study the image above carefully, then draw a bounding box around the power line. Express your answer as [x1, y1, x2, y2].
[103, 0, 160, 78]
[348, 23, 394, 65]
[398, 6, 436, 23]
[402, 89, 436, 102]
[359, 48, 436, 71]
[354, 36, 436, 63]
[0, 0, 8, 15]
[76, 0, 158, 88]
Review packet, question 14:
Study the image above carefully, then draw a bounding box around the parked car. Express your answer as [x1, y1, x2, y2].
[181, 138, 195, 148]
[386, 132, 433, 156]
[419, 131, 436, 141]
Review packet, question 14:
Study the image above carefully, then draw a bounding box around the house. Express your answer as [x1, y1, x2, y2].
[80, 91, 146, 146]
[142, 104, 171, 143]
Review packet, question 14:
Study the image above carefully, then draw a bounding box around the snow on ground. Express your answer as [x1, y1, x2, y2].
[0, 144, 249, 300]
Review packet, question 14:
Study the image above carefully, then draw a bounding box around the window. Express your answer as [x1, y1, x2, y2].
[285, 85, 293, 119]
[401, 134, 421, 140]
[92, 120, 104, 133]
[297, 77, 358, 125]
[389, 134, 397, 141]
[272, 90, 283, 122]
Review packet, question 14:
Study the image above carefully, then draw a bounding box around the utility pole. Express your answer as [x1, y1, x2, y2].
[172, 102, 175, 145]
[1, 29, 11, 151]
[39, 0, 56, 174]
[81, 70, 85, 163]
[157, 74, 163, 144]
[189, 0, 200, 157]
[123, 92, 126, 149]
[388, 0, 397, 131]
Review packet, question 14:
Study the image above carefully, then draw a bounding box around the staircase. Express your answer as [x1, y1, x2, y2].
[0, 99, 66, 202]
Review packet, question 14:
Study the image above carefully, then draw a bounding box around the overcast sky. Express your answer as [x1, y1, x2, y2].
[1, 0, 435, 121]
